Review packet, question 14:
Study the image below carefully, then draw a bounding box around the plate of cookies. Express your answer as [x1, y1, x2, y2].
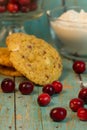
[0, 32, 63, 85]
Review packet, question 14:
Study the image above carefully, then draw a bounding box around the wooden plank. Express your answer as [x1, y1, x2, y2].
[37, 58, 87, 130]
[1, 59, 87, 130]
[15, 77, 43, 130]
[76, 0, 87, 6]
[0, 75, 15, 130]
[75, 0, 87, 11]
[65, 0, 78, 6]
[65, 0, 87, 8]
[78, 61, 87, 88]
[43, 0, 62, 10]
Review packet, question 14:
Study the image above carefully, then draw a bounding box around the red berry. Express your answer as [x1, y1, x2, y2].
[1, 78, 15, 93]
[0, 5, 6, 12]
[42, 84, 55, 96]
[69, 98, 84, 112]
[19, 0, 31, 5]
[19, 81, 34, 95]
[50, 107, 67, 122]
[52, 81, 63, 94]
[77, 107, 87, 121]
[20, 5, 29, 12]
[73, 61, 86, 74]
[37, 93, 51, 106]
[78, 88, 87, 104]
[7, 3, 19, 13]
[0, 0, 8, 5]
[29, 2, 37, 11]
[9, 0, 18, 3]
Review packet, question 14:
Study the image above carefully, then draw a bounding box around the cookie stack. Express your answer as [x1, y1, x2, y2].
[0, 33, 63, 85]
[0, 47, 22, 76]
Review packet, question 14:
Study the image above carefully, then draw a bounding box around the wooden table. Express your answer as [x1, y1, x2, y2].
[0, 4, 87, 130]
[0, 57, 87, 130]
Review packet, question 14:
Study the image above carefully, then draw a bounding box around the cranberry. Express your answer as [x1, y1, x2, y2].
[50, 107, 67, 122]
[29, 2, 37, 11]
[0, 0, 8, 5]
[1, 78, 15, 93]
[0, 5, 6, 12]
[37, 93, 51, 106]
[52, 81, 63, 94]
[20, 5, 29, 12]
[7, 3, 19, 13]
[19, 0, 31, 5]
[78, 88, 87, 104]
[42, 84, 55, 96]
[69, 98, 84, 112]
[9, 0, 18, 3]
[73, 61, 86, 74]
[77, 107, 87, 121]
[19, 81, 34, 95]
[0, 0, 38, 13]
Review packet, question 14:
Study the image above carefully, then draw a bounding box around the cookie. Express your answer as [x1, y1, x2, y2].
[6, 33, 36, 51]
[0, 65, 22, 77]
[0, 47, 13, 67]
[9, 34, 62, 85]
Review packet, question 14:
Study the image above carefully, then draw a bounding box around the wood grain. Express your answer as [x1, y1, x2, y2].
[0, 58, 87, 130]
[0, 75, 15, 130]
[15, 77, 43, 130]
[43, 0, 62, 10]
[37, 58, 84, 130]
[65, 0, 78, 6]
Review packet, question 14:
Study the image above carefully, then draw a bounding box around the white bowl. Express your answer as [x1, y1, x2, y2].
[47, 6, 87, 61]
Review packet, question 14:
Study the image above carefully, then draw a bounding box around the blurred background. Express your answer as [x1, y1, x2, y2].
[24, 0, 87, 41]
[0, 0, 87, 43]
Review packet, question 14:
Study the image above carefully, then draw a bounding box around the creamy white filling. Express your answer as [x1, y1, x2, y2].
[58, 9, 87, 23]
[51, 9, 87, 55]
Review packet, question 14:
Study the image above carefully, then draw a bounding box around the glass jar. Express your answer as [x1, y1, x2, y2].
[0, 0, 44, 45]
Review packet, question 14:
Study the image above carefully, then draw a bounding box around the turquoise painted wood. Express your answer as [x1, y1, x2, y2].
[65, 0, 87, 6]
[43, 0, 62, 10]
[77, 0, 87, 6]
[1, 58, 87, 130]
[65, 0, 78, 6]
[0, 76, 15, 130]
[65, 0, 87, 9]
[15, 77, 43, 130]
